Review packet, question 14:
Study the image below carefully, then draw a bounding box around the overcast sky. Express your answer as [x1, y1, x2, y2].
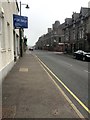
[17, 0, 89, 46]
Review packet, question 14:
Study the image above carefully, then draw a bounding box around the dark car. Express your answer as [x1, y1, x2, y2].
[73, 50, 90, 61]
[29, 48, 33, 51]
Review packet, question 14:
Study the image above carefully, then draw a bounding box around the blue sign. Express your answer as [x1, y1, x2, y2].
[13, 14, 28, 29]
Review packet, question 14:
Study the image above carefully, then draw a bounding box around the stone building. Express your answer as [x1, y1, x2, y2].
[63, 7, 90, 53]
[36, 21, 65, 51]
[36, 6, 90, 53]
[63, 18, 72, 53]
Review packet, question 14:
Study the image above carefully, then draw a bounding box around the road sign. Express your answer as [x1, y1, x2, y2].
[13, 14, 28, 29]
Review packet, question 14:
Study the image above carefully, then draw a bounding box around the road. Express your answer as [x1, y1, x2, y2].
[33, 50, 89, 118]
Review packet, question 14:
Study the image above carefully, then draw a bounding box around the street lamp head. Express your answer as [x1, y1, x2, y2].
[25, 4, 29, 9]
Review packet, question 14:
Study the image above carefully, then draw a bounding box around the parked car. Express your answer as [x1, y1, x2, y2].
[29, 48, 33, 51]
[73, 50, 90, 61]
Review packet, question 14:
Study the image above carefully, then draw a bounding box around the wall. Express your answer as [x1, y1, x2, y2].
[0, 0, 19, 83]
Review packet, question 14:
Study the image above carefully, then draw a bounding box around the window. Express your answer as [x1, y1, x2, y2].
[79, 29, 84, 39]
[65, 32, 69, 41]
[79, 30, 82, 38]
[7, 22, 11, 49]
[81, 28, 84, 38]
[0, 17, 2, 34]
[1, 17, 5, 49]
[73, 30, 75, 40]
[59, 37, 61, 43]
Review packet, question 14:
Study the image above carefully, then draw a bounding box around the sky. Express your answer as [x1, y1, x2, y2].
[17, 0, 89, 46]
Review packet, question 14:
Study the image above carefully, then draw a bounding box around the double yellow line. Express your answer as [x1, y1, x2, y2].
[35, 55, 90, 114]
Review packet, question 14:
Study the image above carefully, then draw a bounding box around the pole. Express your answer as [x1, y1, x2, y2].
[20, 1, 23, 57]
[20, 1, 21, 16]
[19, 1, 29, 57]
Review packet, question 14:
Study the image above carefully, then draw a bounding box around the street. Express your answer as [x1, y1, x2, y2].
[33, 50, 89, 118]
[1, 0, 90, 119]
[2, 50, 81, 118]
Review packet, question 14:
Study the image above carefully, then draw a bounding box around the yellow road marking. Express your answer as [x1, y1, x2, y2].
[35, 55, 90, 114]
[40, 61, 84, 118]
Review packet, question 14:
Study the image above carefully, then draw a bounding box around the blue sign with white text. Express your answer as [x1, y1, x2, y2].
[13, 14, 28, 29]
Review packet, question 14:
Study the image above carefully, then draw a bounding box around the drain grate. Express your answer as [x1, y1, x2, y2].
[19, 68, 28, 72]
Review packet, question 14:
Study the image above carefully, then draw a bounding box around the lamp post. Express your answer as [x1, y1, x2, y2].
[19, 1, 29, 57]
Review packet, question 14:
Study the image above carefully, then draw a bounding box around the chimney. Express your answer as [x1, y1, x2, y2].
[48, 28, 52, 33]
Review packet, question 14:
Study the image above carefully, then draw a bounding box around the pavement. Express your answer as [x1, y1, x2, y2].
[2, 50, 84, 119]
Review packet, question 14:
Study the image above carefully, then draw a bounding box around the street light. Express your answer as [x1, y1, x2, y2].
[20, 2, 29, 16]
[19, 1, 29, 57]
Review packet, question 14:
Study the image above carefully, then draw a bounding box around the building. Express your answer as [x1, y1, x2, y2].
[36, 21, 63, 51]
[63, 7, 90, 53]
[36, 5, 90, 54]
[63, 18, 73, 53]
[0, 0, 19, 83]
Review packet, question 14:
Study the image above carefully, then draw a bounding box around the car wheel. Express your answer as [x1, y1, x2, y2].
[83, 57, 85, 61]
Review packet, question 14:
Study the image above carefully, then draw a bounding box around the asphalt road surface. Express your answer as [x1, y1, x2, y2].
[33, 50, 89, 118]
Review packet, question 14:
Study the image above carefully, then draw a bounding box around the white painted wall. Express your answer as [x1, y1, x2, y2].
[0, 2, 19, 117]
[0, 0, 19, 83]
